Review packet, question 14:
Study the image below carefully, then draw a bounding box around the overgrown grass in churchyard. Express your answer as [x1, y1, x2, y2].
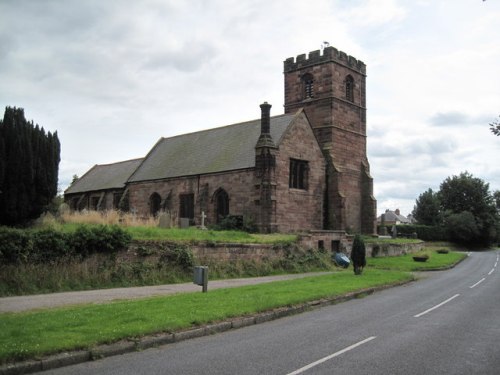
[49, 222, 297, 244]
[0, 270, 412, 364]
[367, 250, 467, 272]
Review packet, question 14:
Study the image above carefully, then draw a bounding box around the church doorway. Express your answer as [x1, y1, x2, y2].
[215, 188, 229, 223]
[149, 192, 162, 217]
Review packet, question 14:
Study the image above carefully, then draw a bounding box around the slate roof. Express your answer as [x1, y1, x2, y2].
[377, 210, 411, 224]
[65, 158, 144, 194]
[128, 113, 296, 183]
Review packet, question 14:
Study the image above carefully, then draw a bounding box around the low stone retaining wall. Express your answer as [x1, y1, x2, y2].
[191, 243, 285, 262]
[366, 241, 424, 257]
[124, 237, 424, 264]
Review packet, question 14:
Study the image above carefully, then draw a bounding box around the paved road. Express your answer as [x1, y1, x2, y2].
[0, 272, 332, 313]
[43, 250, 500, 375]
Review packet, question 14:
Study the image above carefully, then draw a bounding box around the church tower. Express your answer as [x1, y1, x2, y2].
[284, 46, 376, 234]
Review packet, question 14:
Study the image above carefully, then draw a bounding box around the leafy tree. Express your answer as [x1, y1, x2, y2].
[439, 172, 498, 246]
[412, 188, 441, 225]
[490, 116, 500, 136]
[351, 235, 366, 275]
[0, 107, 60, 225]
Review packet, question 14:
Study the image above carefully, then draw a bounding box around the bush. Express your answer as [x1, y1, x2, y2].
[213, 215, 258, 233]
[0, 227, 33, 264]
[158, 244, 194, 270]
[71, 225, 132, 257]
[351, 235, 366, 275]
[32, 229, 72, 262]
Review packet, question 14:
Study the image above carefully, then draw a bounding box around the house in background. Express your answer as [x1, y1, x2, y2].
[377, 209, 412, 226]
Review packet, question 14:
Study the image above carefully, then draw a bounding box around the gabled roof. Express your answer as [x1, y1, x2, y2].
[378, 210, 411, 224]
[128, 113, 297, 183]
[65, 158, 144, 194]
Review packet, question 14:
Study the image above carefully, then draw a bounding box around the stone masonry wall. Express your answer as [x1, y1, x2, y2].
[274, 112, 325, 232]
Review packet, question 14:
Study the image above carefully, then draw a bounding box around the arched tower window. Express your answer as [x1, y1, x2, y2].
[149, 192, 162, 217]
[214, 188, 229, 223]
[302, 73, 314, 99]
[345, 75, 354, 102]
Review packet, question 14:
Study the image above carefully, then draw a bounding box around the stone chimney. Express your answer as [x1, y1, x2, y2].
[260, 102, 271, 134]
[256, 102, 275, 148]
[395, 209, 400, 216]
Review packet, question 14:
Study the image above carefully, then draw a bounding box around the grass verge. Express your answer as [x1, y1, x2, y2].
[367, 250, 467, 272]
[0, 270, 411, 364]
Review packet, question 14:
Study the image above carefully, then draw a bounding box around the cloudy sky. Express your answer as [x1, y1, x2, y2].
[1, 0, 499, 217]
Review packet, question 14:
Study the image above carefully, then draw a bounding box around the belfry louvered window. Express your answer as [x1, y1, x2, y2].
[303, 74, 314, 99]
[345, 75, 354, 102]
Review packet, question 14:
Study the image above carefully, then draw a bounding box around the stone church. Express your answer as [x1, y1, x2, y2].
[65, 46, 377, 234]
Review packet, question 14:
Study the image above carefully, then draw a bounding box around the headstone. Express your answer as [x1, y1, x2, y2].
[180, 218, 190, 229]
[158, 211, 172, 228]
[391, 225, 398, 238]
[379, 214, 388, 236]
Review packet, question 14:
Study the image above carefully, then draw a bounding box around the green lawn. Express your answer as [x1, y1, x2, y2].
[0, 270, 411, 363]
[367, 251, 467, 271]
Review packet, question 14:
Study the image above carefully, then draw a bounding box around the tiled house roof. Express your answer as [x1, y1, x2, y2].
[65, 158, 144, 194]
[128, 114, 296, 183]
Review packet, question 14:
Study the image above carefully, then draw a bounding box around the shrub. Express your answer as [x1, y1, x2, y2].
[351, 235, 366, 275]
[32, 229, 72, 262]
[71, 225, 132, 256]
[158, 244, 194, 270]
[0, 227, 33, 264]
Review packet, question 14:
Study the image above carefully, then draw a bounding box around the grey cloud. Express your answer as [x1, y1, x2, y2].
[430, 111, 469, 126]
[143, 42, 218, 73]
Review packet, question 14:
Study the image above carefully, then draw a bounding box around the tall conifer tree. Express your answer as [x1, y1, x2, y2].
[0, 107, 60, 225]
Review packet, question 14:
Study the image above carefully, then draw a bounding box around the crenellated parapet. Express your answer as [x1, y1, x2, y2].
[284, 46, 366, 74]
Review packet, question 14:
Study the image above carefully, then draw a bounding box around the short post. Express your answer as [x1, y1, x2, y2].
[193, 266, 208, 292]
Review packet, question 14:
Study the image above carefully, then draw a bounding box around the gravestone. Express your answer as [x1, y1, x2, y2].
[180, 218, 190, 229]
[200, 211, 207, 230]
[158, 212, 172, 228]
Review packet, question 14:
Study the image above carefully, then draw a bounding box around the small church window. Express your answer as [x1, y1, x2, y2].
[180, 193, 194, 219]
[215, 188, 229, 223]
[149, 192, 162, 217]
[302, 74, 314, 99]
[289, 159, 308, 190]
[345, 75, 354, 102]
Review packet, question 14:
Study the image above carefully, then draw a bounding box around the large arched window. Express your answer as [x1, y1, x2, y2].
[302, 73, 314, 99]
[214, 188, 229, 223]
[345, 75, 354, 102]
[149, 192, 162, 217]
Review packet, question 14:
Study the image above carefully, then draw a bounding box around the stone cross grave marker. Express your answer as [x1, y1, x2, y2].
[200, 211, 207, 230]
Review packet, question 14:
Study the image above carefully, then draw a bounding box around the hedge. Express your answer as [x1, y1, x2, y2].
[0, 225, 131, 264]
[378, 224, 449, 242]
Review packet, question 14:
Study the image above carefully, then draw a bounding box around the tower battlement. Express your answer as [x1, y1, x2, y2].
[284, 46, 366, 74]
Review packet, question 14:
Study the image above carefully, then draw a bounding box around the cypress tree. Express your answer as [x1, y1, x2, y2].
[0, 107, 60, 225]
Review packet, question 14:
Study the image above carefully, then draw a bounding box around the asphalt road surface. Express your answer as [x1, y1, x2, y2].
[44, 250, 499, 375]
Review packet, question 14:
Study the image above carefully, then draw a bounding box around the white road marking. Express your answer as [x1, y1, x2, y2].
[414, 294, 460, 318]
[495, 262, 498, 268]
[470, 278, 486, 289]
[286, 336, 377, 375]
[488, 268, 495, 276]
